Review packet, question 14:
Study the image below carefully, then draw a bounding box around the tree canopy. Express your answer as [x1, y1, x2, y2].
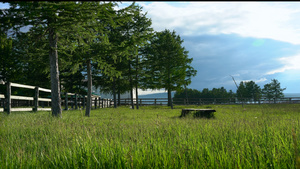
[142, 29, 197, 107]
[262, 79, 286, 103]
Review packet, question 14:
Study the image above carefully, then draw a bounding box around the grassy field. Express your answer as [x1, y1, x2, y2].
[1, 104, 300, 168]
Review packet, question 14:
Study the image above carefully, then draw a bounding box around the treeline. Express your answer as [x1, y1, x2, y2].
[174, 79, 286, 103]
[174, 87, 235, 100]
[0, 2, 196, 116]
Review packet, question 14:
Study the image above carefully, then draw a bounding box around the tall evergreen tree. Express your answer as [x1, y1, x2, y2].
[143, 29, 196, 108]
[93, 4, 153, 109]
[262, 79, 286, 103]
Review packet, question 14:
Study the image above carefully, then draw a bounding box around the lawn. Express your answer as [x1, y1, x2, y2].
[1, 104, 300, 168]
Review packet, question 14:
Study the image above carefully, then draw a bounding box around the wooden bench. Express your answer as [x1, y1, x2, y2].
[180, 109, 216, 118]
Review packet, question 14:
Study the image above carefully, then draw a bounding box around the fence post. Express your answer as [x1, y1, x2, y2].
[95, 97, 97, 109]
[2, 96, 5, 111]
[64, 92, 68, 110]
[83, 96, 85, 109]
[71, 95, 74, 109]
[75, 94, 78, 110]
[34, 86, 39, 112]
[98, 97, 101, 108]
[78, 95, 81, 109]
[6, 82, 11, 114]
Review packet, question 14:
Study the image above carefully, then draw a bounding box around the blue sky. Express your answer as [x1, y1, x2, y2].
[1, 2, 300, 95]
[124, 1, 300, 94]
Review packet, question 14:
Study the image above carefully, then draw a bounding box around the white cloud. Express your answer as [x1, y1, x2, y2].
[138, 2, 300, 44]
[266, 54, 300, 75]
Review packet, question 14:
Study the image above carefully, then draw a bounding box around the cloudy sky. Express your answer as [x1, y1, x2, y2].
[123, 1, 300, 94]
[1, 2, 300, 95]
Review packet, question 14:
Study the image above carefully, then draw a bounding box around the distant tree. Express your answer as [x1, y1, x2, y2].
[236, 81, 247, 102]
[201, 88, 211, 98]
[245, 81, 262, 102]
[174, 87, 235, 104]
[262, 83, 273, 102]
[174, 88, 201, 104]
[236, 81, 261, 102]
[143, 29, 197, 108]
[262, 79, 286, 103]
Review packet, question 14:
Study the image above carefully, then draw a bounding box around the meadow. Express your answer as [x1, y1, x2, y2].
[1, 104, 300, 168]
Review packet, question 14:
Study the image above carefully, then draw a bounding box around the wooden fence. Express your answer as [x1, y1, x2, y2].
[119, 97, 300, 106]
[1, 81, 299, 112]
[0, 81, 112, 113]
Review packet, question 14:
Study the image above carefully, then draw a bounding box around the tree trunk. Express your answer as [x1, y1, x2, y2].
[135, 55, 139, 109]
[168, 88, 173, 109]
[128, 61, 134, 109]
[167, 72, 173, 108]
[49, 27, 62, 117]
[135, 87, 139, 109]
[85, 59, 92, 117]
[113, 77, 117, 108]
[117, 83, 121, 106]
[185, 86, 188, 105]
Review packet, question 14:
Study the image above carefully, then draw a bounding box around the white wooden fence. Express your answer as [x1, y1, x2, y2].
[0, 81, 112, 113]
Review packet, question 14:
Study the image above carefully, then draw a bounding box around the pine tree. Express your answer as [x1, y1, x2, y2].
[143, 29, 197, 108]
[262, 79, 286, 103]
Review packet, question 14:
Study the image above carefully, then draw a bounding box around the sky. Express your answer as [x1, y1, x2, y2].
[1, 2, 300, 95]
[122, 1, 300, 95]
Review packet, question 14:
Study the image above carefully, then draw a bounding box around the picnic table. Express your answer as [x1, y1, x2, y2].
[180, 108, 216, 118]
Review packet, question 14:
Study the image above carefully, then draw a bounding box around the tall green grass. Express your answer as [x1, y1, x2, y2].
[1, 104, 300, 168]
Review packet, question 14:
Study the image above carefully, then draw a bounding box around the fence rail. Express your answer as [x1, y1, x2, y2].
[0, 82, 112, 113]
[118, 97, 300, 106]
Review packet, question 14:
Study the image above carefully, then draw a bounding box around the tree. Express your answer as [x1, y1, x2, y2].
[119, 4, 153, 109]
[236, 81, 246, 102]
[262, 79, 286, 103]
[236, 81, 261, 102]
[143, 29, 197, 108]
[1, 2, 101, 117]
[91, 4, 153, 109]
[244, 81, 261, 102]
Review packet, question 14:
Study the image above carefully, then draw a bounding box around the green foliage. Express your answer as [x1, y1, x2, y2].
[1, 104, 300, 168]
[143, 29, 196, 91]
[262, 79, 286, 102]
[93, 4, 154, 94]
[237, 81, 262, 101]
[143, 29, 197, 106]
[174, 87, 235, 99]
[0, 31, 20, 82]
